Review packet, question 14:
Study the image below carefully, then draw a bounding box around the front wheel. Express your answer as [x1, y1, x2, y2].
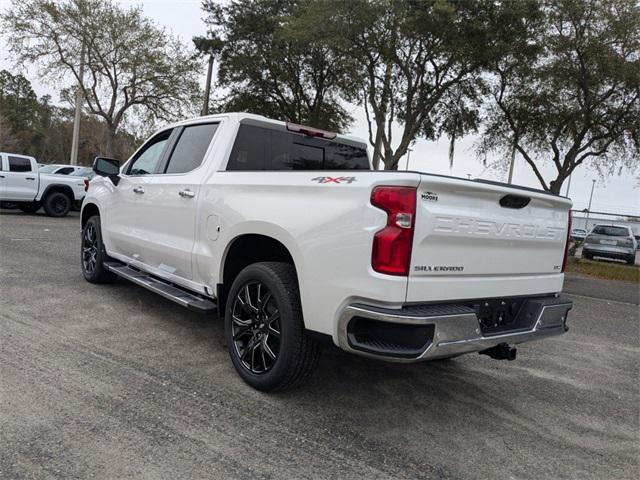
[224, 262, 320, 392]
[81, 215, 117, 283]
[627, 255, 636, 266]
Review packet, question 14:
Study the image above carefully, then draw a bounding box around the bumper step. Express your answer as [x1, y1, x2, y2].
[104, 261, 216, 313]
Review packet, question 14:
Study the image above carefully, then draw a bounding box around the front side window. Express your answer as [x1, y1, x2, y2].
[127, 130, 172, 175]
[8, 156, 32, 172]
[164, 123, 218, 174]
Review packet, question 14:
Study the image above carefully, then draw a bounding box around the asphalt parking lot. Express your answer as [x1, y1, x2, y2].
[1, 211, 638, 480]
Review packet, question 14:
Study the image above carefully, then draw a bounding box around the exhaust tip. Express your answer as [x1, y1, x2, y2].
[480, 343, 517, 361]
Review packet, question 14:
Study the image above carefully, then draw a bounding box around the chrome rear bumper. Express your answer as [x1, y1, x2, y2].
[337, 295, 572, 362]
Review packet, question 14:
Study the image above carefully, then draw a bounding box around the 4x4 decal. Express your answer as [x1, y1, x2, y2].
[311, 176, 357, 184]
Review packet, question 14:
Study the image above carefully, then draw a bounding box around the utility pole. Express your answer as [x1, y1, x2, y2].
[405, 147, 412, 171]
[202, 53, 214, 116]
[70, 43, 85, 165]
[507, 136, 517, 184]
[585, 179, 596, 231]
[565, 173, 572, 197]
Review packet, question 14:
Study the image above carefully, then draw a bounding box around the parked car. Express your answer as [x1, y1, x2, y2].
[0, 152, 86, 216]
[69, 166, 96, 180]
[80, 113, 573, 391]
[39, 163, 84, 175]
[635, 235, 640, 250]
[570, 228, 587, 241]
[582, 225, 637, 265]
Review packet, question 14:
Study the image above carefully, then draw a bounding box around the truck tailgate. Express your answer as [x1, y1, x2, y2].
[407, 175, 571, 302]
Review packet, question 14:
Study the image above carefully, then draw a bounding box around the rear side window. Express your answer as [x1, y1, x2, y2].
[164, 123, 219, 174]
[8, 156, 32, 172]
[56, 167, 75, 175]
[227, 125, 369, 171]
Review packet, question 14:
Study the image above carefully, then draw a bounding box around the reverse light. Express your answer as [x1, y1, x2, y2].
[562, 210, 572, 272]
[285, 121, 337, 139]
[371, 186, 417, 276]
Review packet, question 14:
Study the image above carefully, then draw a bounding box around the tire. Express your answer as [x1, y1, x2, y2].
[18, 202, 40, 213]
[43, 191, 71, 217]
[224, 262, 320, 392]
[582, 252, 592, 260]
[627, 256, 635, 266]
[81, 215, 117, 284]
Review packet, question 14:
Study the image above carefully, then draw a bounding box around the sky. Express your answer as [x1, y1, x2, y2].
[1, 0, 638, 216]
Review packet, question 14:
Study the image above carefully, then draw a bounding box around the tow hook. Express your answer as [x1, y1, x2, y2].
[480, 343, 517, 361]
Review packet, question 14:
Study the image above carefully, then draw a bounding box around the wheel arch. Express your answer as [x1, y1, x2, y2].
[81, 202, 101, 228]
[218, 233, 298, 318]
[40, 184, 74, 202]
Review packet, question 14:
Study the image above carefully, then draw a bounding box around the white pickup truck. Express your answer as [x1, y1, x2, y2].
[0, 152, 87, 216]
[80, 113, 573, 391]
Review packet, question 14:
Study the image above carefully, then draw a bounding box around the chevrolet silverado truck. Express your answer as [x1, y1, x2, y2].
[0, 152, 87, 216]
[80, 113, 573, 391]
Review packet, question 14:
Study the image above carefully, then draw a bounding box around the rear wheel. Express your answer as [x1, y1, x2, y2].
[224, 262, 320, 391]
[81, 215, 117, 283]
[627, 255, 636, 266]
[43, 192, 71, 217]
[18, 202, 40, 213]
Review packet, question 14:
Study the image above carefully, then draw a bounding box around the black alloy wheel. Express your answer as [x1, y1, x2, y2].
[81, 215, 116, 283]
[52, 195, 69, 215]
[224, 262, 320, 391]
[43, 192, 71, 217]
[82, 221, 98, 275]
[231, 281, 281, 374]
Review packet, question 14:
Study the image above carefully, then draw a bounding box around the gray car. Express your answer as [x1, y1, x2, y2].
[582, 225, 637, 265]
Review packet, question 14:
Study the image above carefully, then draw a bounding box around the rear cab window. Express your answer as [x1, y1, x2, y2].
[227, 124, 370, 171]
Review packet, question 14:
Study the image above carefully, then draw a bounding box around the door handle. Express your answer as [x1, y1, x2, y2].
[179, 189, 195, 198]
[0, 175, 4, 178]
[26, 177, 36, 180]
[133, 186, 145, 194]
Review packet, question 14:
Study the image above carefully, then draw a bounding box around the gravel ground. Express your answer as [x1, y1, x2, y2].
[1, 210, 638, 480]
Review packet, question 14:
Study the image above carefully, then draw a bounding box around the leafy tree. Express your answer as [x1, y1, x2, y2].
[480, 0, 640, 194]
[0, 70, 41, 133]
[202, 0, 356, 132]
[2, 0, 201, 156]
[0, 70, 139, 163]
[301, 0, 533, 170]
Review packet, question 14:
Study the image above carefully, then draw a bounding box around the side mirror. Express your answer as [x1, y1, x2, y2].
[93, 156, 121, 185]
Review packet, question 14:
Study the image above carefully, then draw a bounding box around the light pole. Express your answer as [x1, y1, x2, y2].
[405, 147, 412, 171]
[585, 179, 596, 230]
[70, 42, 85, 166]
[565, 173, 572, 197]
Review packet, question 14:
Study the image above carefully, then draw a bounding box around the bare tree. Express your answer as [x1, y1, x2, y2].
[480, 0, 640, 194]
[2, 0, 202, 156]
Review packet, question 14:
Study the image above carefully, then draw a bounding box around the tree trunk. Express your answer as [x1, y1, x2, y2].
[372, 127, 383, 170]
[105, 125, 116, 158]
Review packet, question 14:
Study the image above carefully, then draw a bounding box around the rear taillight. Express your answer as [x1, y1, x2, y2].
[562, 211, 572, 272]
[371, 186, 416, 276]
[84, 179, 90, 192]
